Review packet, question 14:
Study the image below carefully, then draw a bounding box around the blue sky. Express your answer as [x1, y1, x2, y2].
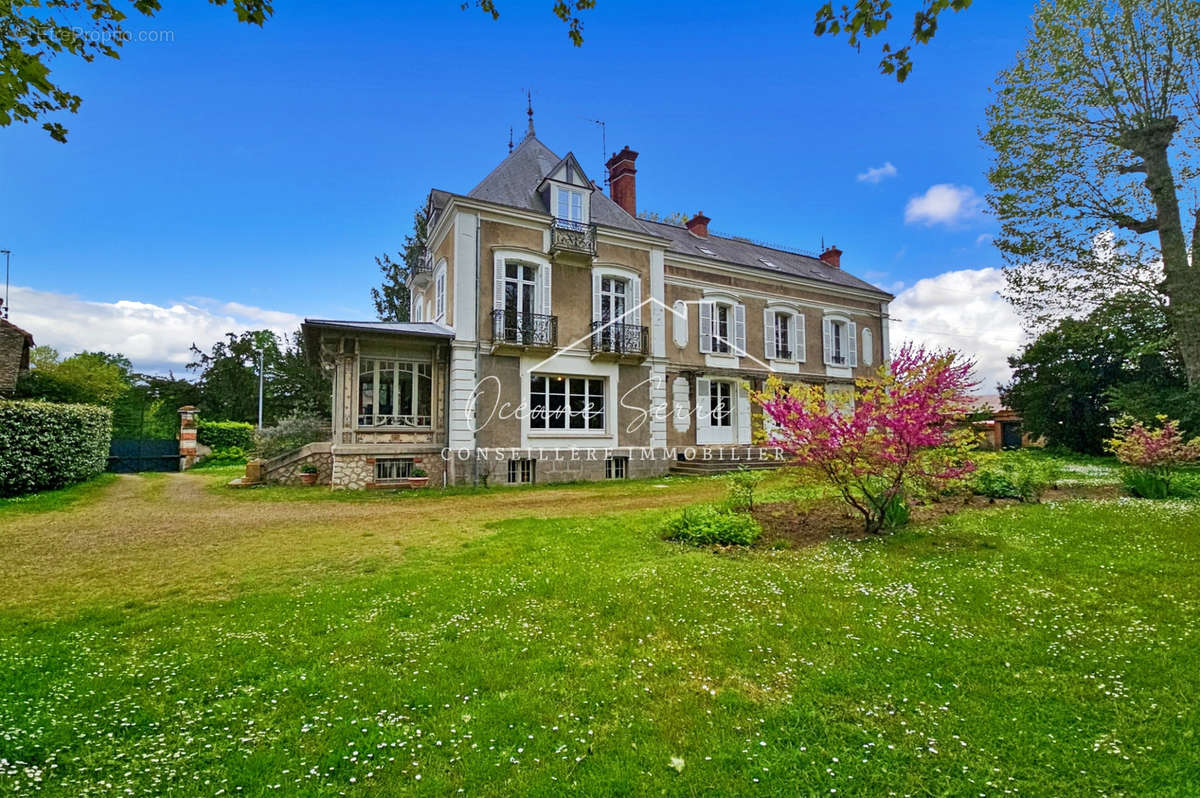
[0, 1, 1034, 383]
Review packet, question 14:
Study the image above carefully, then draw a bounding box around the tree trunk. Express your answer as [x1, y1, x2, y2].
[1124, 118, 1200, 387]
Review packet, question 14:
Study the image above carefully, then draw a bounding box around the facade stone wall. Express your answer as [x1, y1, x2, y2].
[331, 447, 447, 490]
[448, 446, 671, 486]
[0, 321, 32, 397]
[269, 451, 334, 486]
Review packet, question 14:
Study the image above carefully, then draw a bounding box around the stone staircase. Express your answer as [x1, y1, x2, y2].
[667, 447, 789, 476]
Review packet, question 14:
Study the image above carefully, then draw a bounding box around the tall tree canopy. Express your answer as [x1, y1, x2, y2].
[985, 0, 1200, 387]
[187, 328, 328, 425]
[1001, 294, 1190, 454]
[15, 347, 133, 405]
[2, 0, 272, 142]
[370, 205, 427, 322]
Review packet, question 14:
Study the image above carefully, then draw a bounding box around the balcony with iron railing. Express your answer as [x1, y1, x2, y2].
[491, 309, 558, 351]
[408, 249, 433, 288]
[549, 218, 597, 261]
[590, 321, 648, 360]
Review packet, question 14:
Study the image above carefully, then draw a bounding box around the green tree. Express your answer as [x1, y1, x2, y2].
[463, 1, 596, 46]
[370, 205, 427, 322]
[813, 0, 973, 81]
[2, 0, 273, 143]
[15, 348, 133, 405]
[1001, 295, 1187, 454]
[985, 0, 1200, 388]
[187, 328, 328, 424]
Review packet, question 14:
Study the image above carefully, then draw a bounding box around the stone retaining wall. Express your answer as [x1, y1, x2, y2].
[261, 442, 333, 486]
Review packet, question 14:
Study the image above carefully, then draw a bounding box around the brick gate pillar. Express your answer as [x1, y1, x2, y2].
[179, 405, 199, 469]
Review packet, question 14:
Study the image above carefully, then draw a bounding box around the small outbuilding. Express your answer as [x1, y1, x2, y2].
[0, 316, 34, 397]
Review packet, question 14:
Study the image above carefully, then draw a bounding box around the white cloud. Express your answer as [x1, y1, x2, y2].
[5, 286, 303, 375]
[904, 184, 982, 227]
[974, 233, 994, 247]
[856, 161, 898, 184]
[889, 268, 1026, 392]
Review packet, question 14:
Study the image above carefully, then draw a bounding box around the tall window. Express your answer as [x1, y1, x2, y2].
[499, 261, 538, 342]
[529, 375, 605, 431]
[557, 187, 584, 224]
[435, 269, 445, 321]
[710, 381, 733, 428]
[712, 303, 731, 354]
[358, 359, 432, 427]
[774, 312, 792, 359]
[830, 320, 846, 364]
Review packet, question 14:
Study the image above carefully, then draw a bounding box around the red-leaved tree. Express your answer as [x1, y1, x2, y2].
[753, 344, 979, 534]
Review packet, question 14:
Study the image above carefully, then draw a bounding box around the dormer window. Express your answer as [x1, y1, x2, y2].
[557, 187, 584, 223]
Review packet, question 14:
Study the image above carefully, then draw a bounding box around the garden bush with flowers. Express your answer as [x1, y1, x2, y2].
[753, 344, 979, 534]
[1106, 415, 1200, 499]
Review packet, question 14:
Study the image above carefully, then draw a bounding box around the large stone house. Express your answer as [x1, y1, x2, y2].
[299, 127, 892, 488]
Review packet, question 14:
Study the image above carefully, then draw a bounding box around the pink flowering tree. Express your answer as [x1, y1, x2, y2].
[1106, 416, 1200, 497]
[752, 344, 979, 534]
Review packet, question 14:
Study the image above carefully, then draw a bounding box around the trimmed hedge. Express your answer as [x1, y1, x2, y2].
[197, 420, 255, 451]
[0, 400, 113, 497]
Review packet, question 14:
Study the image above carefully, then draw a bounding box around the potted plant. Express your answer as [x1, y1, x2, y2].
[407, 467, 429, 488]
[298, 463, 319, 485]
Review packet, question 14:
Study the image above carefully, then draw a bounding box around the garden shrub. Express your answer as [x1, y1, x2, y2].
[197, 420, 255, 451]
[662, 504, 762, 546]
[725, 468, 766, 511]
[253, 413, 329, 458]
[193, 446, 248, 469]
[0, 400, 113, 497]
[1107, 415, 1200, 499]
[971, 451, 1060, 502]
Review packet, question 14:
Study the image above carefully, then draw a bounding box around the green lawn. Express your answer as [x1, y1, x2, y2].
[1, 461, 1198, 796]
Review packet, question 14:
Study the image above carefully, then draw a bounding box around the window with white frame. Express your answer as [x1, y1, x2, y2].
[507, 458, 536, 484]
[529, 375, 605, 431]
[434, 262, 446, 321]
[709, 380, 733, 428]
[822, 317, 858, 368]
[556, 187, 585, 224]
[764, 308, 805, 362]
[358, 358, 432, 427]
[605, 455, 628, 479]
[699, 299, 745, 356]
[412, 294, 424, 322]
[375, 458, 413, 482]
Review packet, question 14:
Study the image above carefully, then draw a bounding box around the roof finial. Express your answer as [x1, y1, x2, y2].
[508, 126, 514, 154]
[526, 89, 535, 136]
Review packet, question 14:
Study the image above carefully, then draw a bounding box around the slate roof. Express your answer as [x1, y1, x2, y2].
[638, 219, 890, 297]
[434, 132, 891, 300]
[303, 319, 455, 338]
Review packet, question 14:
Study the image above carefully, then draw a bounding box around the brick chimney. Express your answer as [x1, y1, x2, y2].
[605, 145, 638, 216]
[685, 211, 711, 238]
[819, 245, 842, 269]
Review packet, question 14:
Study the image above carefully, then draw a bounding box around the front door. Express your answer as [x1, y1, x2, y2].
[1001, 421, 1023, 449]
[707, 380, 735, 444]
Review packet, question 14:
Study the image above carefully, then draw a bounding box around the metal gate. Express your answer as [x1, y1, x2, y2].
[108, 438, 181, 473]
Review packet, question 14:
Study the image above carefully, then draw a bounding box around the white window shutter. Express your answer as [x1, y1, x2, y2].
[493, 259, 506, 312]
[823, 317, 833, 365]
[734, 304, 746, 355]
[698, 301, 713, 354]
[592, 271, 602, 324]
[795, 313, 806, 362]
[862, 327, 874, 366]
[672, 301, 689, 348]
[696, 378, 711, 430]
[763, 308, 776, 360]
[628, 277, 641, 325]
[736, 385, 751, 444]
[540, 264, 552, 316]
[848, 321, 858, 367]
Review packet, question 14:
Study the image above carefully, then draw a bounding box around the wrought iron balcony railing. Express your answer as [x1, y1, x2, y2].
[492, 310, 558, 348]
[590, 321, 648, 357]
[775, 347, 793, 360]
[550, 218, 597, 256]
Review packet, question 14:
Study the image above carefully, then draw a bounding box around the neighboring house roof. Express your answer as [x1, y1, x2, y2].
[432, 133, 892, 300]
[0, 317, 34, 347]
